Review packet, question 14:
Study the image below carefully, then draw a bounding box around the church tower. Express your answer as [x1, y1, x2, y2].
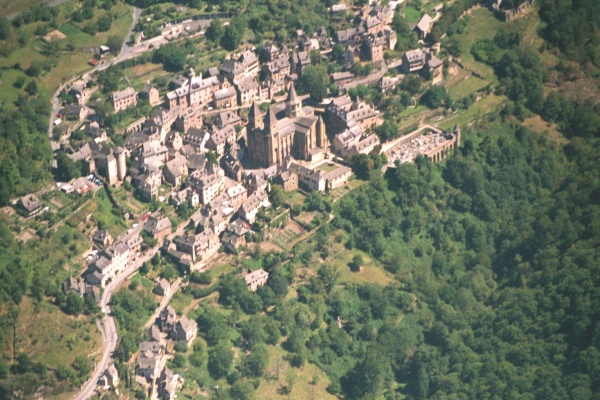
[114, 146, 127, 181]
[249, 101, 263, 131]
[266, 106, 279, 165]
[285, 83, 302, 118]
[317, 115, 328, 148]
[266, 106, 278, 135]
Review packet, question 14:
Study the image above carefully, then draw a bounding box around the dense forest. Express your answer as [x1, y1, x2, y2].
[332, 118, 600, 398]
[538, 0, 600, 67]
[0, 99, 53, 206]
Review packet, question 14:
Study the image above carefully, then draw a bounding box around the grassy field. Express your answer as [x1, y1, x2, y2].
[334, 249, 393, 286]
[255, 345, 336, 400]
[448, 74, 490, 99]
[438, 94, 505, 131]
[0, 0, 49, 16]
[0, 296, 102, 368]
[0, 68, 32, 104]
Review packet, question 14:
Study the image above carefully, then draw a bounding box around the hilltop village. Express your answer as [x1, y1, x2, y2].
[14, 1, 461, 398]
[1, 0, 599, 397]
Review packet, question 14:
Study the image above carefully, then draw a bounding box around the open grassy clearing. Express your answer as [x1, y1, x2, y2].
[0, 296, 102, 368]
[0, 68, 32, 104]
[521, 114, 568, 144]
[255, 345, 336, 400]
[169, 288, 195, 316]
[0, 0, 49, 15]
[332, 249, 394, 287]
[438, 93, 505, 131]
[448, 73, 489, 99]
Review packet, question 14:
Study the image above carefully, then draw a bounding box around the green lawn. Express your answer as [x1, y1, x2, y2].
[438, 94, 506, 131]
[316, 162, 339, 172]
[448, 74, 490, 99]
[170, 288, 195, 316]
[0, 69, 32, 104]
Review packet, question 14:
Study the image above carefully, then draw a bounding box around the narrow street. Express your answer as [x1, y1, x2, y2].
[73, 209, 199, 400]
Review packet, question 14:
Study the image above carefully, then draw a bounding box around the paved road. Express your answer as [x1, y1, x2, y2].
[74, 209, 198, 399]
[75, 239, 159, 400]
[48, 7, 143, 153]
[143, 277, 183, 331]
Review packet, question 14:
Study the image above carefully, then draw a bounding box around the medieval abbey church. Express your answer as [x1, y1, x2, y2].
[247, 84, 328, 167]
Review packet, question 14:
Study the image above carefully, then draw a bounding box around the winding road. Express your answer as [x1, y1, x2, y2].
[74, 206, 201, 399]
[48, 6, 143, 153]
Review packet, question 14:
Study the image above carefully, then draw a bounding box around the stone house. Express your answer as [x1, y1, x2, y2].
[415, 14, 433, 39]
[402, 49, 427, 73]
[162, 155, 189, 187]
[175, 108, 203, 132]
[235, 76, 260, 107]
[112, 87, 138, 112]
[213, 86, 238, 109]
[189, 167, 225, 205]
[85, 243, 130, 287]
[98, 364, 119, 389]
[288, 163, 326, 192]
[239, 190, 270, 224]
[274, 170, 298, 191]
[221, 218, 251, 254]
[244, 269, 269, 291]
[157, 306, 177, 333]
[18, 194, 42, 216]
[139, 82, 161, 106]
[93, 229, 113, 247]
[174, 315, 197, 344]
[324, 166, 352, 190]
[136, 342, 163, 381]
[226, 184, 248, 209]
[153, 278, 171, 296]
[143, 216, 173, 243]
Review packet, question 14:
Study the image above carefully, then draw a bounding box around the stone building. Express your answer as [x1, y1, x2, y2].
[247, 84, 328, 167]
[139, 82, 161, 106]
[112, 87, 138, 112]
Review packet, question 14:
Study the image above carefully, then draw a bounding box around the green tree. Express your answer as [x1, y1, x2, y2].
[221, 25, 241, 51]
[375, 120, 399, 142]
[206, 19, 225, 43]
[64, 292, 84, 315]
[153, 43, 187, 72]
[349, 254, 363, 272]
[420, 85, 451, 109]
[0, 17, 11, 40]
[106, 35, 122, 54]
[25, 80, 38, 96]
[208, 341, 234, 379]
[229, 380, 256, 400]
[268, 184, 284, 209]
[56, 365, 76, 381]
[72, 355, 91, 377]
[242, 344, 269, 378]
[300, 65, 329, 101]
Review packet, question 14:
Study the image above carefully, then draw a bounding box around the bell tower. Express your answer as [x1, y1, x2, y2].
[285, 83, 302, 118]
[249, 101, 263, 131]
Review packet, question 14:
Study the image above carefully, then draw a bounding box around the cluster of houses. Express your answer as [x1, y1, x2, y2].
[327, 94, 383, 159]
[336, 3, 397, 64]
[50, 0, 459, 304]
[135, 306, 192, 400]
[133, 306, 195, 398]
